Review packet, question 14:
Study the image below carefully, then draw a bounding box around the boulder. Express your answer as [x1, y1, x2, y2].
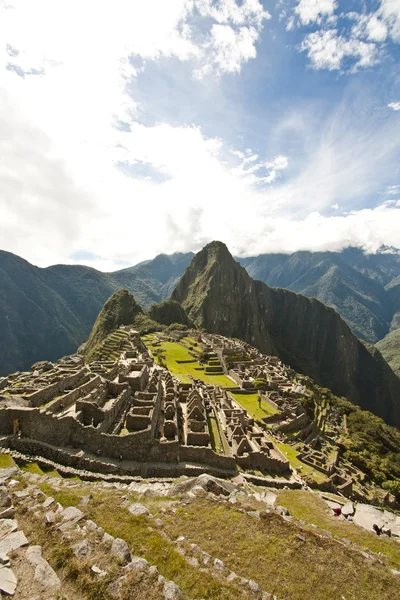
[354, 504, 384, 532]
[111, 538, 131, 563]
[124, 557, 149, 573]
[0, 530, 28, 555]
[342, 501, 355, 517]
[163, 580, 185, 599]
[61, 506, 84, 522]
[169, 474, 237, 497]
[0, 564, 17, 595]
[128, 503, 149, 517]
[26, 545, 61, 590]
[72, 539, 92, 558]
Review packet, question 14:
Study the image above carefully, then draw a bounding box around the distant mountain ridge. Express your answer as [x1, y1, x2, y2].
[1, 245, 400, 378]
[238, 248, 400, 344]
[0, 249, 193, 375]
[171, 242, 400, 428]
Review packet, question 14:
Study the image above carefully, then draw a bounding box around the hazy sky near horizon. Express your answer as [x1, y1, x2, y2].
[1, 0, 400, 270]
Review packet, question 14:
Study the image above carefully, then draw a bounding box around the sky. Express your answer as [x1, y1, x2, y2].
[0, 0, 400, 271]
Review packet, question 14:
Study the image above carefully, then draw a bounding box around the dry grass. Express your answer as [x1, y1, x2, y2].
[277, 490, 400, 568]
[161, 497, 400, 600]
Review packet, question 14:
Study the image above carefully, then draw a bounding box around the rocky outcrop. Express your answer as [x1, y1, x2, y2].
[171, 241, 400, 428]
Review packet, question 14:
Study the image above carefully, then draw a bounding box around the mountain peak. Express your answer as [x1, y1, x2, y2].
[84, 288, 143, 358]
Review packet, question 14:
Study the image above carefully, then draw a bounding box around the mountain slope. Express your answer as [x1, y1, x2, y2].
[84, 288, 143, 359]
[172, 241, 400, 428]
[239, 251, 394, 343]
[0, 250, 193, 375]
[376, 329, 400, 377]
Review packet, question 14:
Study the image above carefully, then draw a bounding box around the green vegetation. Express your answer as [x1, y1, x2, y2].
[149, 340, 234, 386]
[148, 299, 190, 327]
[376, 327, 400, 377]
[132, 313, 162, 335]
[229, 392, 278, 419]
[85, 289, 143, 360]
[275, 442, 327, 484]
[302, 384, 400, 499]
[0, 453, 16, 468]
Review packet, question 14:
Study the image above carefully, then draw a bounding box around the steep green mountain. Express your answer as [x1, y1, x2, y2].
[148, 299, 191, 327]
[376, 329, 400, 377]
[239, 250, 396, 343]
[0, 250, 193, 375]
[84, 288, 143, 360]
[172, 241, 400, 428]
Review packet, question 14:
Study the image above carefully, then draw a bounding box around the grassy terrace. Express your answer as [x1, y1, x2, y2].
[143, 337, 234, 386]
[275, 442, 328, 484]
[229, 392, 278, 420]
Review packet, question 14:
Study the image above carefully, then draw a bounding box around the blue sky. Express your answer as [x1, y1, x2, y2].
[0, 0, 399, 270]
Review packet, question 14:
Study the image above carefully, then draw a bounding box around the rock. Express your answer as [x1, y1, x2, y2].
[92, 565, 107, 577]
[163, 580, 185, 599]
[85, 520, 98, 532]
[325, 500, 342, 511]
[149, 565, 159, 578]
[170, 474, 237, 497]
[26, 545, 61, 590]
[42, 497, 55, 509]
[61, 506, 84, 522]
[0, 530, 28, 555]
[26, 546, 43, 566]
[248, 510, 260, 520]
[124, 557, 149, 572]
[341, 501, 355, 517]
[391, 569, 400, 576]
[213, 558, 225, 570]
[108, 575, 127, 598]
[0, 565, 17, 595]
[0, 507, 14, 520]
[249, 579, 260, 592]
[382, 526, 392, 537]
[128, 503, 149, 517]
[72, 539, 91, 558]
[0, 468, 19, 480]
[0, 555, 10, 566]
[111, 538, 131, 563]
[79, 495, 92, 506]
[275, 506, 289, 517]
[44, 511, 57, 525]
[102, 532, 114, 545]
[296, 534, 306, 542]
[0, 488, 11, 508]
[0, 520, 18, 541]
[263, 492, 277, 507]
[354, 504, 384, 532]
[227, 571, 238, 582]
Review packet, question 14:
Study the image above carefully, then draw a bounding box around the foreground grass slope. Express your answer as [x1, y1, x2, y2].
[11, 468, 400, 600]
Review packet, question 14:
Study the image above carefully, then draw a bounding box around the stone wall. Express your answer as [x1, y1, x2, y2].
[26, 368, 90, 407]
[45, 375, 102, 414]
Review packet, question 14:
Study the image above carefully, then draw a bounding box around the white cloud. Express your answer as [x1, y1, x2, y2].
[0, 0, 399, 270]
[388, 101, 400, 111]
[300, 29, 379, 71]
[379, 0, 400, 43]
[293, 0, 338, 26]
[235, 203, 400, 256]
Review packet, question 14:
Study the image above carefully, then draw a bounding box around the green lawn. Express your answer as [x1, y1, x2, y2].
[229, 392, 278, 419]
[275, 442, 327, 484]
[0, 453, 16, 469]
[149, 340, 235, 386]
